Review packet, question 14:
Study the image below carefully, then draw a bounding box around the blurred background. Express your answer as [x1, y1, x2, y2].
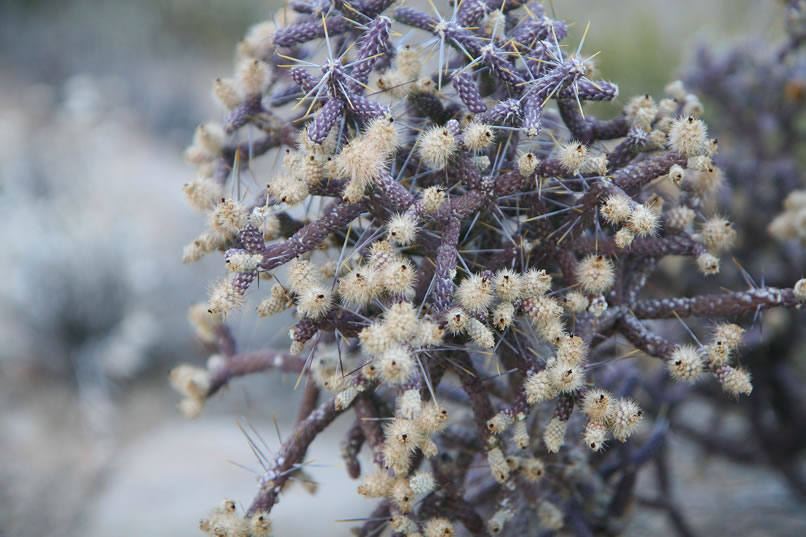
[0, 1, 803, 536]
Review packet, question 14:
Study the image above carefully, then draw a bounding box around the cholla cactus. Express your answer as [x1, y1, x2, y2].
[174, 1, 806, 534]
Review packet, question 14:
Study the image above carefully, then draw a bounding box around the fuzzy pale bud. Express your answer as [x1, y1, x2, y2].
[667, 345, 705, 382]
[418, 126, 458, 169]
[576, 255, 615, 295]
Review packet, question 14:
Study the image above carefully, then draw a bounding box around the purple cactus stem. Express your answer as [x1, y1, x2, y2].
[290, 66, 319, 93]
[606, 126, 648, 170]
[292, 317, 319, 343]
[348, 16, 391, 89]
[433, 217, 461, 313]
[273, 16, 353, 48]
[260, 201, 366, 271]
[560, 79, 619, 101]
[449, 154, 483, 189]
[511, 15, 567, 49]
[522, 59, 586, 104]
[342, 93, 389, 119]
[613, 151, 686, 190]
[224, 95, 263, 134]
[558, 94, 630, 143]
[553, 393, 575, 422]
[372, 172, 416, 212]
[290, 0, 329, 14]
[409, 91, 453, 124]
[522, 92, 544, 137]
[481, 45, 526, 87]
[393, 6, 438, 31]
[477, 98, 522, 124]
[232, 269, 257, 296]
[238, 226, 264, 253]
[441, 21, 484, 57]
[453, 72, 488, 113]
[308, 98, 344, 144]
[358, 0, 397, 18]
[456, 0, 490, 27]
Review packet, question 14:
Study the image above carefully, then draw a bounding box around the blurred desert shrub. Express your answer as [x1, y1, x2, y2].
[0, 76, 205, 383]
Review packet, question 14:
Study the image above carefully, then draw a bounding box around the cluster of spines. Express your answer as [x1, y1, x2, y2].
[199, 500, 271, 537]
[665, 322, 752, 395]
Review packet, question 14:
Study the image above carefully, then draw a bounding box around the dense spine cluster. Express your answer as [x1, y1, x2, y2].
[172, 1, 806, 535]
